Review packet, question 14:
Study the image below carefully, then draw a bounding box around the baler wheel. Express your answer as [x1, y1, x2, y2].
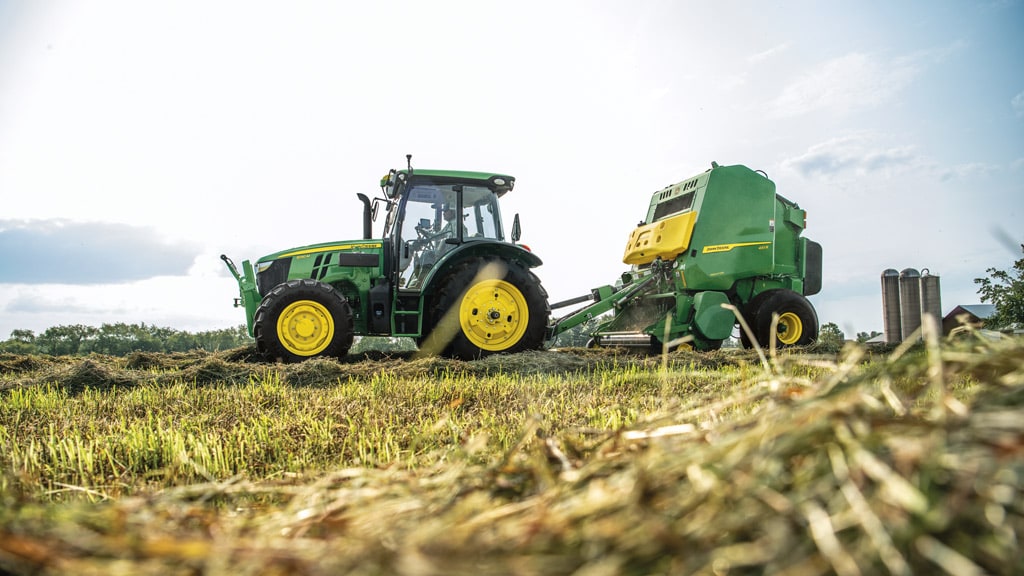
[741, 289, 818, 349]
[253, 279, 354, 363]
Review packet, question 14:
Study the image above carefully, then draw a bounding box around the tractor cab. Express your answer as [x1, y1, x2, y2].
[376, 168, 515, 289]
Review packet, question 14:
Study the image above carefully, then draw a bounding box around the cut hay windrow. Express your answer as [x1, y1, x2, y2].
[0, 334, 1021, 575]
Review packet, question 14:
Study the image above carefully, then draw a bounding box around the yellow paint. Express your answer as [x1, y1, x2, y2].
[776, 312, 803, 345]
[701, 241, 771, 254]
[276, 299, 335, 356]
[459, 279, 529, 351]
[279, 243, 382, 258]
[622, 211, 698, 265]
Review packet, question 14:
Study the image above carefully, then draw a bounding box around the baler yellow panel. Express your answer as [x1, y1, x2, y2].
[622, 211, 698, 265]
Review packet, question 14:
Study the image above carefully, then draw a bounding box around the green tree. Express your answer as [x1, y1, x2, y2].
[166, 330, 200, 352]
[192, 325, 253, 351]
[856, 330, 881, 343]
[974, 244, 1024, 330]
[817, 322, 844, 351]
[551, 316, 606, 348]
[83, 323, 162, 355]
[2, 323, 254, 357]
[0, 329, 38, 354]
[35, 324, 98, 355]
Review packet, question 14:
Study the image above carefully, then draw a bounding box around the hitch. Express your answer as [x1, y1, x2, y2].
[550, 292, 597, 310]
[220, 254, 242, 282]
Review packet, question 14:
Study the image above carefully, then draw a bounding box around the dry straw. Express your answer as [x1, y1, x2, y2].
[1, 327, 1022, 575]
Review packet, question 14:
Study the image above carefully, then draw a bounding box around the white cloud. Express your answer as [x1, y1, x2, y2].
[782, 134, 923, 178]
[748, 42, 791, 63]
[938, 162, 1001, 181]
[0, 220, 197, 283]
[770, 52, 918, 117]
[783, 135, 1005, 183]
[1012, 90, 1024, 117]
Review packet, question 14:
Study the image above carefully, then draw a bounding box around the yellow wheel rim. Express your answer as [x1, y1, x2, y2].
[459, 279, 529, 351]
[776, 312, 803, 345]
[277, 299, 335, 356]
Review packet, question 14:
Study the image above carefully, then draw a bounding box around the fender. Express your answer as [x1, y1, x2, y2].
[420, 240, 542, 296]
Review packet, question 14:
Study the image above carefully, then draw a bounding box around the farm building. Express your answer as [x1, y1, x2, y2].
[942, 304, 995, 335]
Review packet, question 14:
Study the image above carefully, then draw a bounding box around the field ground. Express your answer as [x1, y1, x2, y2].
[1, 334, 1022, 575]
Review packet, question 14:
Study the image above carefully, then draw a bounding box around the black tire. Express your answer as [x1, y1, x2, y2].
[743, 289, 818, 349]
[253, 279, 354, 363]
[739, 290, 775, 349]
[694, 337, 724, 352]
[421, 258, 550, 360]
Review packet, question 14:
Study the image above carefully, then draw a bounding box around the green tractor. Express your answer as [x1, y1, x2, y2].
[222, 156, 550, 362]
[546, 162, 822, 351]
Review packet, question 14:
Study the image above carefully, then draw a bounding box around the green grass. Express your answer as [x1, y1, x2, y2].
[0, 353, 770, 498]
[0, 337, 1021, 575]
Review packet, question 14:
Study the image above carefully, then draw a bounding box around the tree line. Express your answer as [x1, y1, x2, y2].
[0, 323, 252, 356]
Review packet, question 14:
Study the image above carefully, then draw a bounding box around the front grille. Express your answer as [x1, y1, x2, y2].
[652, 191, 694, 221]
[256, 259, 291, 296]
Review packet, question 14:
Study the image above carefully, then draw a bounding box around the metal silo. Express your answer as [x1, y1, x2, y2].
[881, 269, 902, 343]
[920, 269, 942, 337]
[899, 268, 922, 341]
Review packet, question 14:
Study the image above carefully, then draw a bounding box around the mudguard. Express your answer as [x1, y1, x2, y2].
[421, 240, 542, 295]
[692, 291, 734, 341]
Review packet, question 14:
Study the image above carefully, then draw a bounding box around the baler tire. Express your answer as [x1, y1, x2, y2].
[696, 338, 724, 352]
[739, 290, 776, 349]
[746, 290, 818, 349]
[423, 258, 550, 360]
[253, 279, 354, 363]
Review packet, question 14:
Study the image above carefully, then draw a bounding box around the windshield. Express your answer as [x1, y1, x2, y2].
[394, 183, 504, 288]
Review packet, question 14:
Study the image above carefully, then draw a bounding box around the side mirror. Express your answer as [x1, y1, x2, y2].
[511, 213, 522, 243]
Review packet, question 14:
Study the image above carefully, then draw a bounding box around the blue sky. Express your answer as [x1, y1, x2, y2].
[1, 0, 1022, 341]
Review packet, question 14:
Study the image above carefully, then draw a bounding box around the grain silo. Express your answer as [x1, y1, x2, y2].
[920, 269, 942, 337]
[899, 268, 922, 341]
[881, 269, 902, 344]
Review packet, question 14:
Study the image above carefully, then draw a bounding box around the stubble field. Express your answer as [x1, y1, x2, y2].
[1, 332, 1022, 575]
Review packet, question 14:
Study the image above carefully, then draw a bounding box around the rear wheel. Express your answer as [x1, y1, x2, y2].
[741, 290, 818, 349]
[422, 258, 549, 360]
[254, 279, 354, 362]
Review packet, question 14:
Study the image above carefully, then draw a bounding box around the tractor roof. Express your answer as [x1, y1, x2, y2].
[402, 168, 513, 181]
[385, 169, 516, 197]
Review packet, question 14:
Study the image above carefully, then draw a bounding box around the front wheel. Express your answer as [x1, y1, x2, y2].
[422, 258, 550, 360]
[742, 290, 818, 349]
[253, 279, 354, 362]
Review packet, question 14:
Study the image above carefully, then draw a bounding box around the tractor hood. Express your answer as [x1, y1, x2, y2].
[252, 239, 383, 297]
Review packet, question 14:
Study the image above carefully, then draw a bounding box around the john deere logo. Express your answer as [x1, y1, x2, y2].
[702, 241, 771, 254]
